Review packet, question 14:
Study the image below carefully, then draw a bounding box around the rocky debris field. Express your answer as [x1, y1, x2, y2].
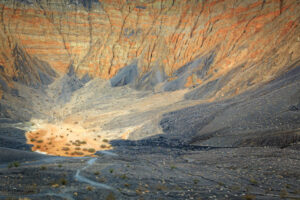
[0, 145, 299, 200]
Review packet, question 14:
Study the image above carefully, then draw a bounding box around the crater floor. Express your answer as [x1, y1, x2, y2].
[24, 77, 193, 157]
[0, 68, 300, 199]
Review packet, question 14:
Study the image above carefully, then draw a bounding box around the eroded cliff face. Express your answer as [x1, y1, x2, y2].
[0, 0, 299, 99]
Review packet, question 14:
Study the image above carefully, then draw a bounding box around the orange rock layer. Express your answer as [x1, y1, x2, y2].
[0, 0, 299, 98]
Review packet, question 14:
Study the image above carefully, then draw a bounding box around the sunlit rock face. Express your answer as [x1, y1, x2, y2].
[0, 0, 299, 100]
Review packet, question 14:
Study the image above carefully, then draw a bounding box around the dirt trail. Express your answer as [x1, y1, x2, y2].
[75, 157, 114, 190]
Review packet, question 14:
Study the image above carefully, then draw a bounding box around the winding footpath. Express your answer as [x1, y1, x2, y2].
[75, 155, 115, 190]
[0, 151, 117, 199]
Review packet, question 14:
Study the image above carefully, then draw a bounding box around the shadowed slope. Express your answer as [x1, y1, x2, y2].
[159, 65, 300, 148]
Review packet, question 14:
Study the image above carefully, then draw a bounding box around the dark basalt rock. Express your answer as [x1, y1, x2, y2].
[135, 66, 166, 90]
[289, 105, 299, 111]
[0, 127, 31, 151]
[12, 45, 56, 88]
[110, 62, 138, 87]
[163, 52, 215, 92]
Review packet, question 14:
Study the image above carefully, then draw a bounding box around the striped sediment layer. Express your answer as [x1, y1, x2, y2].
[0, 0, 299, 100]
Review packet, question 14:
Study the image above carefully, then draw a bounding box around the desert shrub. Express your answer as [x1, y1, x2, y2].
[243, 194, 256, 200]
[249, 178, 258, 185]
[102, 139, 109, 143]
[106, 192, 116, 200]
[88, 148, 95, 153]
[120, 174, 127, 179]
[13, 162, 20, 167]
[51, 183, 59, 188]
[280, 189, 288, 198]
[71, 151, 84, 156]
[156, 184, 167, 191]
[73, 140, 87, 146]
[76, 151, 84, 155]
[62, 147, 70, 151]
[60, 178, 67, 185]
[218, 182, 225, 186]
[86, 186, 93, 191]
[97, 177, 107, 182]
[8, 161, 20, 168]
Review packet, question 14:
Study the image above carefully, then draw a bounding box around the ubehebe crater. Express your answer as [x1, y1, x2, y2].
[0, 0, 299, 199]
